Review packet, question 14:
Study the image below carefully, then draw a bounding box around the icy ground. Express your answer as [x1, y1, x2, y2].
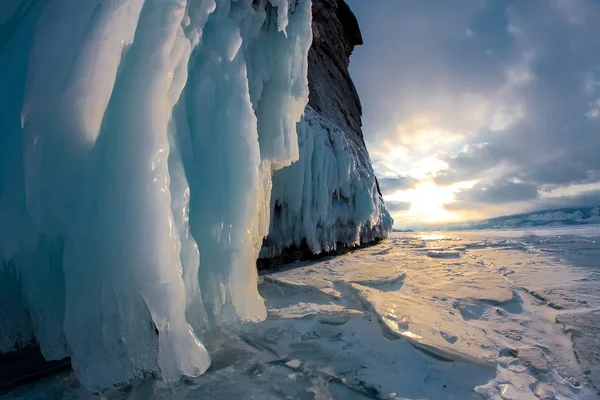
[5, 228, 600, 399]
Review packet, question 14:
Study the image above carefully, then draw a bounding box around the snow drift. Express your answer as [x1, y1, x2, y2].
[0, 0, 391, 392]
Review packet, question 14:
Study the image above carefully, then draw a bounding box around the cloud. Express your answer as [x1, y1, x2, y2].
[346, 0, 600, 219]
[537, 188, 600, 210]
[444, 181, 600, 220]
[586, 98, 600, 120]
[436, 0, 600, 192]
[434, 143, 512, 185]
[519, 161, 593, 186]
[456, 180, 539, 204]
[385, 200, 412, 212]
[346, 0, 517, 144]
[378, 175, 417, 194]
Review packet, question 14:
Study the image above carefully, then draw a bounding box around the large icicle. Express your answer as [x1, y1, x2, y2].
[185, 0, 268, 325]
[0, 0, 313, 392]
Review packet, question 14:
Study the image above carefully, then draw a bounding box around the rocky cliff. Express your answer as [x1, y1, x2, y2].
[308, 0, 364, 146]
[260, 0, 392, 266]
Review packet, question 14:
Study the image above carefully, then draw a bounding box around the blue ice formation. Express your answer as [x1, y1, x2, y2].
[0, 0, 390, 392]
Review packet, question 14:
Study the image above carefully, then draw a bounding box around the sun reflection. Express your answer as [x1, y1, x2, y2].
[419, 233, 448, 241]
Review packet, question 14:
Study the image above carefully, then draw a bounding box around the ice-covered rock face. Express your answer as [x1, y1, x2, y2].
[0, 0, 390, 393]
[261, 0, 392, 260]
[262, 108, 392, 258]
[0, 0, 311, 392]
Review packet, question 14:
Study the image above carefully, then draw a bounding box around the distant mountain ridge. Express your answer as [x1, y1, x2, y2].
[465, 206, 600, 230]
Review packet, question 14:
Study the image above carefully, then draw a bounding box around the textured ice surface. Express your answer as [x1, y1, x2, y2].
[0, 0, 328, 392]
[6, 228, 599, 399]
[259, 229, 600, 399]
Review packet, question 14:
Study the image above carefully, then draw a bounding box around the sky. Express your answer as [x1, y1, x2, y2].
[345, 0, 600, 228]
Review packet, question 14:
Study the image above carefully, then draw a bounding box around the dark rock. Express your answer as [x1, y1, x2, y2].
[0, 342, 70, 394]
[257, 237, 383, 270]
[308, 0, 364, 146]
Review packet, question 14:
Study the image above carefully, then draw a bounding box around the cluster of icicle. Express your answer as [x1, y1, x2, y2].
[0, 0, 311, 392]
[264, 107, 393, 257]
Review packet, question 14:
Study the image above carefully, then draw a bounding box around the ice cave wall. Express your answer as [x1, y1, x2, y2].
[0, 0, 391, 392]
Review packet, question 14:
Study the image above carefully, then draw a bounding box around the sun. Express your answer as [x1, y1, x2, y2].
[386, 180, 477, 224]
[406, 182, 456, 222]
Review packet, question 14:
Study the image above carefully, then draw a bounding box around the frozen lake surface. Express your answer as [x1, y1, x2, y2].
[5, 227, 600, 399]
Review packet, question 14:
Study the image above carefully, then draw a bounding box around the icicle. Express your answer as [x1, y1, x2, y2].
[0, 0, 314, 392]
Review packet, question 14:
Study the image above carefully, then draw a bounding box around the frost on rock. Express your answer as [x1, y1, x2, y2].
[0, 0, 312, 392]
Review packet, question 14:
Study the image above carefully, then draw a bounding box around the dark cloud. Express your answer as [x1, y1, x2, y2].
[385, 200, 412, 212]
[535, 187, 600, 210]
[346, 0, 518, 143]
[456, 180, 539, 204]
[436, 117, 600, 189]
[433, 2, 600, 192]
[445, 183, 600, 217]
[378, 176, 417, 194]
[518, 160, 593, 186]
[434, 142, 510, 185]
[436, 123, 600, 189]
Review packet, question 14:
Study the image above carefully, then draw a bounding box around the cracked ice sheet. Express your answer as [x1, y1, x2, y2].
[6, 228, 600, 399]
[256, 229, 598, 399]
